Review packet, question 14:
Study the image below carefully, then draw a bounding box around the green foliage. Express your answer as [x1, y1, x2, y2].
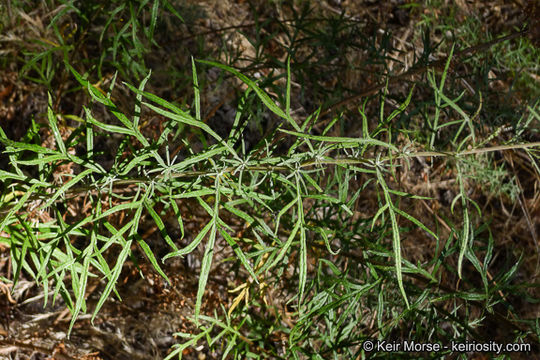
[1, 0, 539, 359]
[14, 0, 183, 93]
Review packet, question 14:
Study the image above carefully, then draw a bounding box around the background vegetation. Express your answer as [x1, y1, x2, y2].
[0, 0, 539, 359]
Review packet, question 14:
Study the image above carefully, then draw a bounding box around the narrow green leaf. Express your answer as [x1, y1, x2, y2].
[195, 175, 222, 323]
[144, 199, 179, 252]
[278, 129, 398, 151]
[163, 221, 213, 260]
[376, 167, 409, 309]
[219, 227, 258, 283]
[68, 234, 95, 335]
[47, 94, 67, 155]
[42, 168, 93, 209]
[393, 207, 438, 239]
[265, 219, 301, 272]
[92, 240, 132, 322]
[197, 59, 301, 131]
[192, 57, 201, 121]
[136, 236, 171, 284]
[0, 184, 40, 233]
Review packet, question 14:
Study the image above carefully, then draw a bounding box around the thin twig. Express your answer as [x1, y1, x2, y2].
[0, 141, 538, 209]
[0, 339, 77, 360]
